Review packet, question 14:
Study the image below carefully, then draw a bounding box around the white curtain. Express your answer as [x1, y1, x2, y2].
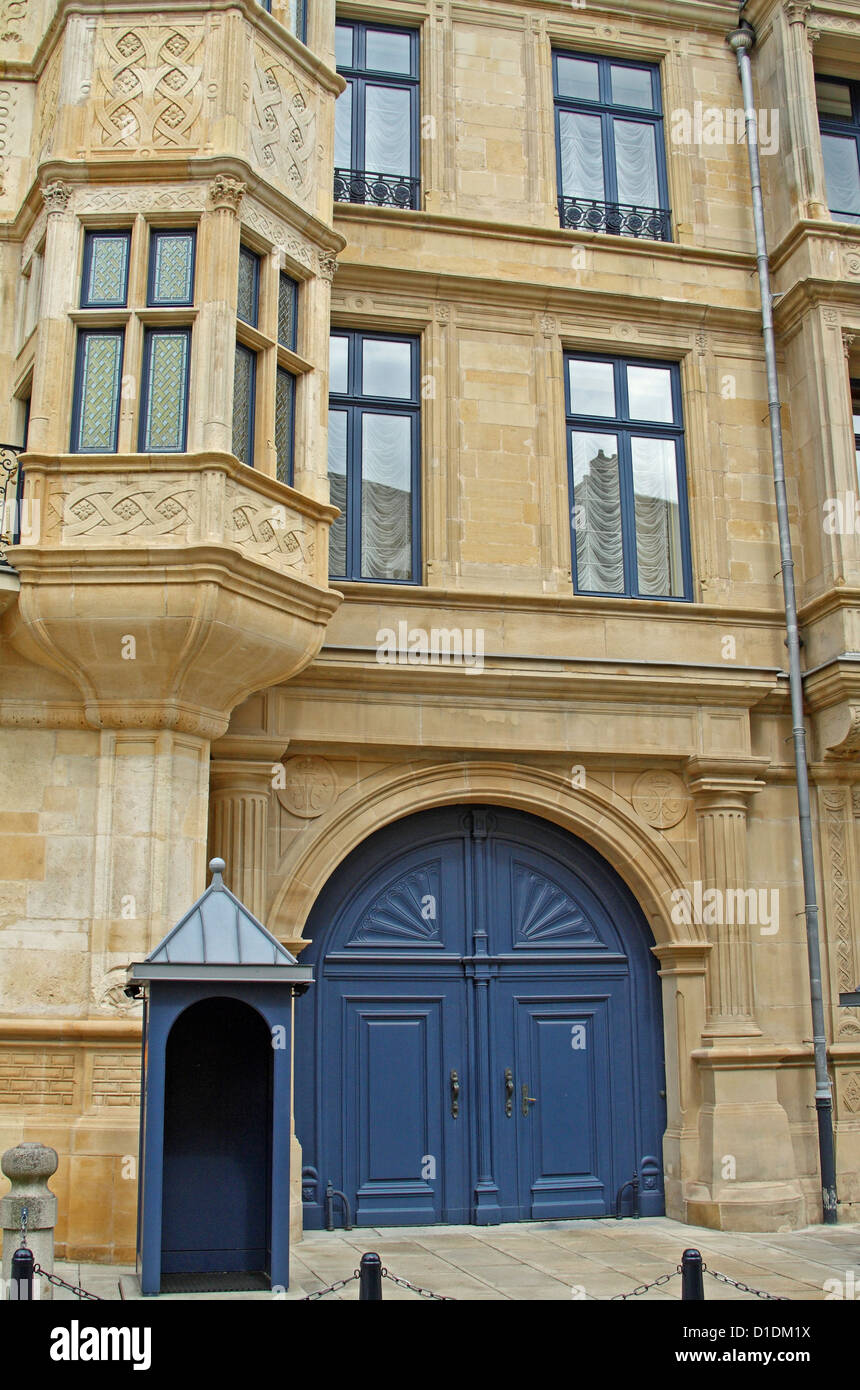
[361, 413, 412, 579]
[614, 121, 658, 207]
[822, 135, 860, 219]
[631, 437, 682, 596]
[572, 433, 624, 592]
[558, 111, 604, 200]
[334, 84, 353, 168]
[328, 410, 348, 572]
[365, 86, 411, 175]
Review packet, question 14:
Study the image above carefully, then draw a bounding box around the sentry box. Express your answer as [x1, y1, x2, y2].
[126, 858, 312, 1296]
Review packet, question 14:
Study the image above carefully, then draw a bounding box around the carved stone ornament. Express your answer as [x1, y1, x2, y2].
[209, 174, 245, 214]
[41, 180, 72, 215]
[316, 250, 338, 282]
[632, 770, 688, 830]
[276, 755, 337, 819]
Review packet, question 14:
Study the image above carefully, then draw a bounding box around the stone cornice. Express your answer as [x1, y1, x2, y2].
[34, 159, 346, 256]
[0, 1018, 141, 1041]
[285, 655, 780, 709]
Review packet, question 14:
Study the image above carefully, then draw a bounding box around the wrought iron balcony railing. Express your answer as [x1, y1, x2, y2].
[334, 168, 421, 211]
[0, 443, 23, 569]
[558, 196, 672, 242]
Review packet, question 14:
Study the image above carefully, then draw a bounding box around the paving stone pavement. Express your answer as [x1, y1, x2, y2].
[36, 1217, 860, 1301]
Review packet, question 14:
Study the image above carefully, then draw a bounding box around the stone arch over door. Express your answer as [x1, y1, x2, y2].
[294, 802, 673, 1229]
[269, 760, 701, 953]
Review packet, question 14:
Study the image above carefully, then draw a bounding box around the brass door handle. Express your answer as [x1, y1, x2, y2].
[504, 1068, 514, 1118]
[522, 1084, 537, 1117]
[450, 1069, 460, 1118]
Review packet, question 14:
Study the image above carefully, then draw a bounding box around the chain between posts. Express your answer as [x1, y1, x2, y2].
[611, 1269, 680, 1299]
[302, 1266, 454, 1300]
[704, 1267, 789, 1301]
[32, 1264, 103, 1301]
[381, 1268, 455, 1300]
[302, 1272, 360, 1300]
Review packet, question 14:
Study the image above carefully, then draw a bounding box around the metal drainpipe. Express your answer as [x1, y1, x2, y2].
[726, 17, 838, 1223]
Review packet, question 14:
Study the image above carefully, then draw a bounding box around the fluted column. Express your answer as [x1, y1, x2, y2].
[209, 743, 285, 921]
[685, 757, 768, 1037]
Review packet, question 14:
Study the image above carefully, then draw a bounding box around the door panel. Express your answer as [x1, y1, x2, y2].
[515, 994, 616, 1218]
[334, 986, 469, 1226]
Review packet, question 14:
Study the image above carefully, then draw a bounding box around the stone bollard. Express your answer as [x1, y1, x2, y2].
[1, 1142, 59, 1301]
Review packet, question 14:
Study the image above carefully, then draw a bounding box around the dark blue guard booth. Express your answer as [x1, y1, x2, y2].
[126, 857, 312, 1296]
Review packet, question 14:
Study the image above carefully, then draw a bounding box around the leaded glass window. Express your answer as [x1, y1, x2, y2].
[278, 273, 298, 351]
[148, 230, 196, 307]
[817, 77, 860, 225]
[233, 343, 256, 466]
[565, 354, 691, 600]
[71, 330, 124, 452]
[237, 247, 261, 327]
[80, 231, 130, 308]
[276, 367, 296, 484]
[139, 329, 190, 452]
[328, 330, 420, 583]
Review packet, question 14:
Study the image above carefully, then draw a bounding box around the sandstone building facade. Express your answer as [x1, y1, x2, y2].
[1, 0, 860, 1264]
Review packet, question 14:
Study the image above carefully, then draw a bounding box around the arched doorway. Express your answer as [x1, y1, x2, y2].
[161, 997, 273, 1274]
[296, 806, 665, 1228]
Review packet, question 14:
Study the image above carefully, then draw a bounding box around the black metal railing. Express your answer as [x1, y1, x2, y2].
[334, 167, 421, 210]
[558, 196, 672, 241]
[0, 443, 23, 569]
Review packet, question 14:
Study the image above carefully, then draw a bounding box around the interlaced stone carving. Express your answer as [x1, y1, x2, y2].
[95, 24, 203, 149]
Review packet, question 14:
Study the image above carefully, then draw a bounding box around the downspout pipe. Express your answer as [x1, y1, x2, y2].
[727, 18, 838, 1223]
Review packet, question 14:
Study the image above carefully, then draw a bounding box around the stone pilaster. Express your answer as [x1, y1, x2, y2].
[197, 176, 245, 455]
[652, 942, 710, 1223]
[209, 742, 285, 922]
[686, 757, 768, 1037]
[682, 756, 806, 1229]
[781, 1, 830, 221]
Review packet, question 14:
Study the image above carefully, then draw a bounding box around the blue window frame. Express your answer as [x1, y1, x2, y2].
[80, 231, 131, 308]
[71, 329, 125, 453]
[278, 272, 298, 351]
[817, 77, 860, 225]
[553, 52, 671, 241]
[139, 328, 191, 452]
[233, 343, 256, 467]
[147, 229, 196, 307]
[565, 353, 691, 600]
[328, 330, 421, 582]
[334, 20, 420, 209]
[276, 367, 296, 485]
[237, 246, 261, 327]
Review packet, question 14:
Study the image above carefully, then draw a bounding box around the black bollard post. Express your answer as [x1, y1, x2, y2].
[358, 1252, 383, 1301]
[680, 1248, 705, 1300]
[10, 1245, 34, 1301]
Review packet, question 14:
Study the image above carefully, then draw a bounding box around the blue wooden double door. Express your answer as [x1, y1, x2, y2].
[296, 806, 665, 1228]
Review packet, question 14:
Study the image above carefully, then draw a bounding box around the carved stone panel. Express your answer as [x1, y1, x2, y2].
[94, 24, 204, 150]
[250, 42, 316, 201]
